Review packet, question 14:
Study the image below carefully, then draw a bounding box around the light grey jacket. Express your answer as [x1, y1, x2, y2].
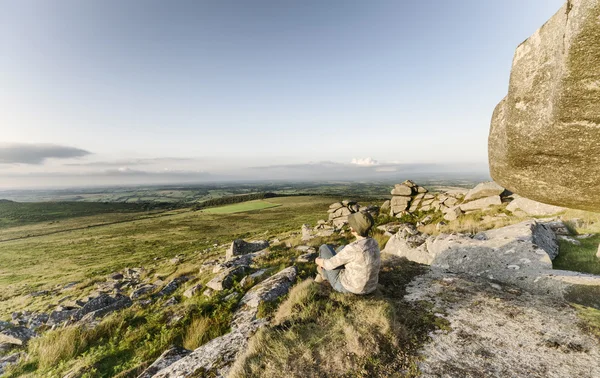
[322, 238, 381, 294]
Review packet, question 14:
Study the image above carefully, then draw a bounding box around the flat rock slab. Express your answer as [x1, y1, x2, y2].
[406, 271, 600, 378]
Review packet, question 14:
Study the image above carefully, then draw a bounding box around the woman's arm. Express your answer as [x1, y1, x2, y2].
[319, 245, 355, 270]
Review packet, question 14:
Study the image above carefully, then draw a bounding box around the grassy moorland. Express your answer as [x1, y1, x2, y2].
[0, 197, 337, 314]
[201, 200, 281, 214]
[0, 195, 450, 377]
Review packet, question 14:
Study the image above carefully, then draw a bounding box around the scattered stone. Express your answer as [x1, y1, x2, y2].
[48, 307, 79, 326]
[301, 224, 314, 241]
[443, 206, 463, 222]
[74, 294, 133, 322]
[162, 297, 178, 307]
[156, 276, 191, 297]
[225, 239, 269, 261]
[297, 252, 318, 263]
[183, 284, 203, 298]
[130, 284, 157, 299]
[152, 267, 297, 377]
[110, 273, 124, 280]
[206, 266, 248, 291]
[0, 326, 36, 346]
[0, 352, 21, 376]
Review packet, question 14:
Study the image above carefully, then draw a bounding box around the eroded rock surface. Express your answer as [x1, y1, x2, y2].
[489, 0, 600, 211]
[406, 272, 600, 378]
[384, 220, 600, 308]
[151, 266, 297, 377]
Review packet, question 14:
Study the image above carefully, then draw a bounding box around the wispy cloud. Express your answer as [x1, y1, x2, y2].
[0, 143, 91, 164]
[65, 157, 196, 167]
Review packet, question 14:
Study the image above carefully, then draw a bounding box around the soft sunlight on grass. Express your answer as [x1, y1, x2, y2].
[201, 200, 281, 214]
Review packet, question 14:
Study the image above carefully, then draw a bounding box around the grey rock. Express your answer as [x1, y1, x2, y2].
[130, 284, 157, 299]
[0, 352, 21, 376]
[459, 196, 502, 212]
[391, 185, 413, 196]
[156, 276, 191, 297]
[183, 284, 203, 298]
[464, 182, 505, 202]
[206, 266, 248, 291]
[0, 326, 36, 346]
[380, 200, 391, 212]
[226, 239, 269, 261]
[48, 308, 78, 326]
[506, 197, 565, 216]
[328, 202, 343, 211]
[162, 297, 178, 307]
[301, 224, 314, 241]
[297, 252, 318, 263]
[152, 267, 297, 377]
[489, 0, 600, 212]
[137, 346, 191, 378]
[75, 294, 132, 322]
[443, 206, 463, 221]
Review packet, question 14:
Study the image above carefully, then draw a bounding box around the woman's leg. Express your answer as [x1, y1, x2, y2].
[318, 244, 344, 287]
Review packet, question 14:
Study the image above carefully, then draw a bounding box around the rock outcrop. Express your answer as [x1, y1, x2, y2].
[489, 0, 600, 212]
[150, 267, 297, 377]
[384, 220, 600, 308]
[327, 200, 379, 228]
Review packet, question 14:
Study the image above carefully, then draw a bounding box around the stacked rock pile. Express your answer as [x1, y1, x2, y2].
[389, 180, 436, 217]
[441, 182, 508, 221]
[327, 200, 379, 228]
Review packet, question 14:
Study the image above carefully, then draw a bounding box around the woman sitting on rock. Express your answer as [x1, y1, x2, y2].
[314, 212, 380, 294]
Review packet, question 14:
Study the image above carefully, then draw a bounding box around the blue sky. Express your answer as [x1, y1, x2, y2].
[0, 0, 565, 187]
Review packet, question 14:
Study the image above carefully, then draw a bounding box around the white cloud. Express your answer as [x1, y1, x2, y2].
[351, 157, 379, 167]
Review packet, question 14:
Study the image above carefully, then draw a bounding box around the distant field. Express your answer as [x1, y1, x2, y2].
[201, 200, 281, 214]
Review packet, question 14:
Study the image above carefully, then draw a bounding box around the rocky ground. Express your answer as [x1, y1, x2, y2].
[2, 180, 600, 377]
[407, 271, 600, 378]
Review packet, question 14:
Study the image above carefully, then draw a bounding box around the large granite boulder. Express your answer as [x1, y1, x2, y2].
[489, 0, 600, 211]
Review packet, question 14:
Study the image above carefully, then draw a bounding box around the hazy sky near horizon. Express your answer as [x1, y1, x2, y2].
[1, 0, 564, 188]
